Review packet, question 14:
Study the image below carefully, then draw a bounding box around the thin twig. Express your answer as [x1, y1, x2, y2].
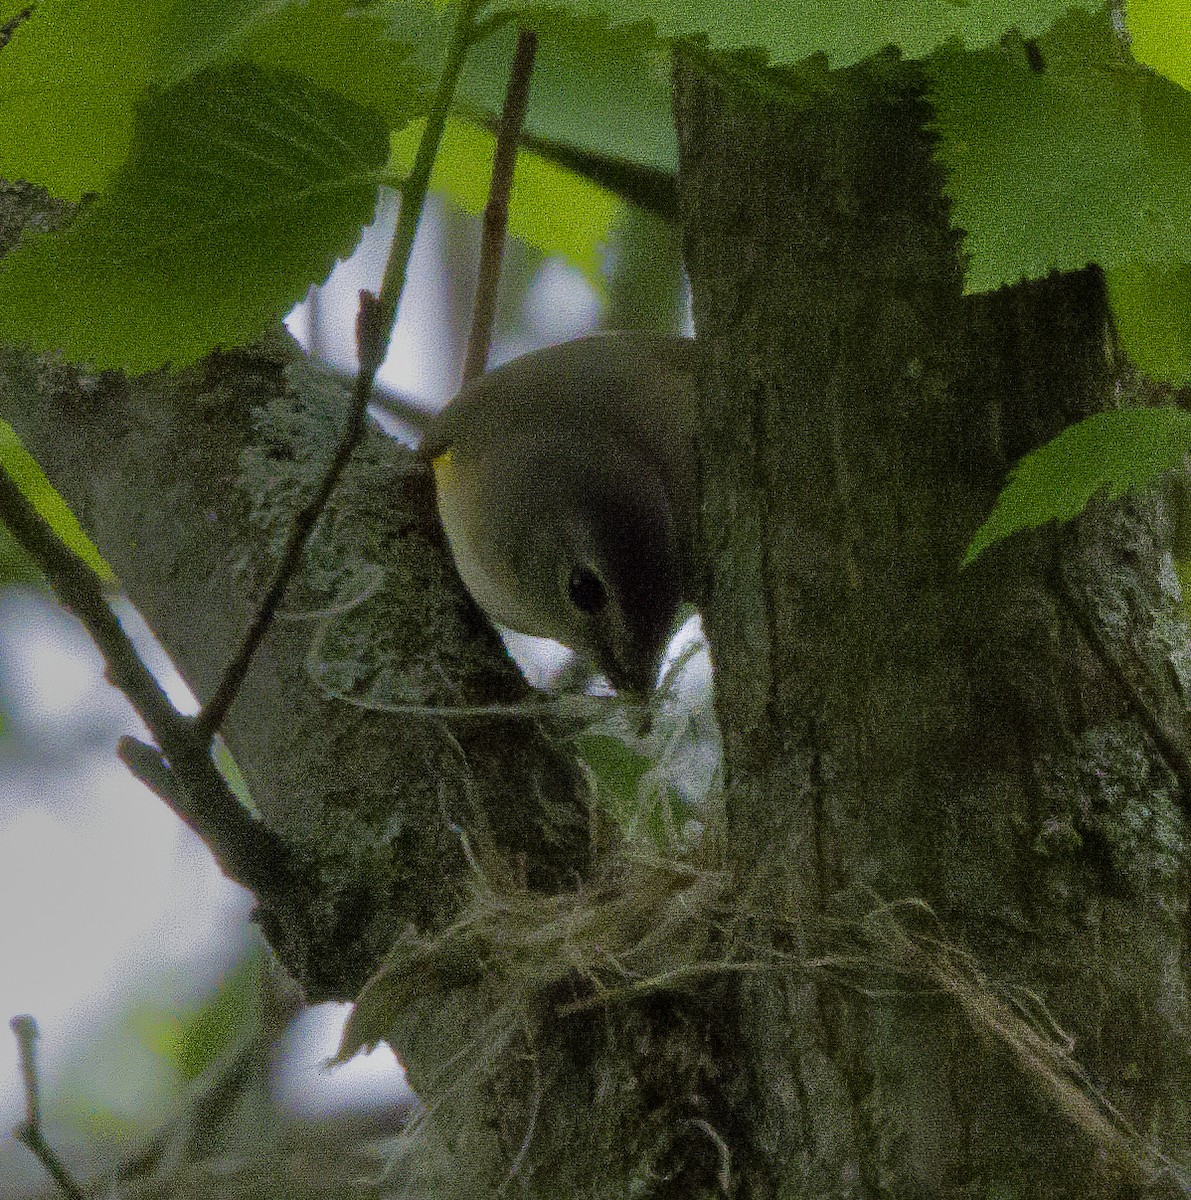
[119, 735, 179, 798]
[0, 470, 180, 751]
[9, 1015, 87, 1200]
[462, 27, 538, 384]
[302, 359, 436, 434]
[0, 0, 489, 904]
[377, 0, 481, 326]
[194, 0, 483, 739]
[482, 121, 679, 221]
[0, 6, 33, 51]
[193, 300, 378, 741]
[0, 466, 295, 900]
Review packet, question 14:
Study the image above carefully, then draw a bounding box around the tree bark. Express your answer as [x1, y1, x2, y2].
[5, 40, 1191, 1200]
[675, 48, 1191, 1197]
[0, 182, 593, 1007]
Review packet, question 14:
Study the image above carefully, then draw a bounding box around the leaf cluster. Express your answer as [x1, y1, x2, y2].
[2, 0, 1191, 569]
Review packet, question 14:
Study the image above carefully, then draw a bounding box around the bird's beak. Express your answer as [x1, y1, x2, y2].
[601, 646, 662, 697]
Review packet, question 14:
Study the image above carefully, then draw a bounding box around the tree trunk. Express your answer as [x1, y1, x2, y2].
[675, 49, 1191, 1197]
[4, 42, 1191, 1200]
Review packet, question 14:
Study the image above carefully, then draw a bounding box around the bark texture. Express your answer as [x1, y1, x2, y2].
[5, 40, 1191, 1200]
[676, 49, 1191, 1198]
[0, 183, 592, 1009]
[0, 180, 722, 1199]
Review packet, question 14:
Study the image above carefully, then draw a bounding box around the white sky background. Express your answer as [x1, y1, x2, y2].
[0, 196, 607, 1196]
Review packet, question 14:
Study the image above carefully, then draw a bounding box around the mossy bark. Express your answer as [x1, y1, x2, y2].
[675, 49, 1191, 1197]
[4, 41, 1191, 1200]
[0, 184, 592, 1007]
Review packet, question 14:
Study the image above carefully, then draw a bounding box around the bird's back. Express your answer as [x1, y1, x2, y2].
[420, 332, 697, 475]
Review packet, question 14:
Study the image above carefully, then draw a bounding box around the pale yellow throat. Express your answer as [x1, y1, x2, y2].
[432, 449, 518, 629]
[431, 449, 454, 495]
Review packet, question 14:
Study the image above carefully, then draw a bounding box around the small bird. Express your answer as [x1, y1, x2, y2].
[420, 332, 698, 694]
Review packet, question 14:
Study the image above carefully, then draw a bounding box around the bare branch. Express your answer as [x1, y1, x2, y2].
[0, 464, 296, 902]
[9, 1015, 86, 1200]
[463, 28, 538, 384]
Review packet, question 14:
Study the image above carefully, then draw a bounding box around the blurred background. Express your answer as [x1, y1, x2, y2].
[0, 183, 712, 1196]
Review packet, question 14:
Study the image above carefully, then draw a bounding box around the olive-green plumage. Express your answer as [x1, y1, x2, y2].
[420, 332, 698, 693]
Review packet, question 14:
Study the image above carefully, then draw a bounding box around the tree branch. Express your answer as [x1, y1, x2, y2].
[9, 1015, 86, 1200]
[194, 296, 383, 742]
[0, 461, 297, 902]
[463, 27, 538, 384]
[0, 312, 593, 1001]
[194, 0, 485, 738]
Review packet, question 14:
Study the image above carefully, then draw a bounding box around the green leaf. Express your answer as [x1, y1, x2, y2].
[1128, 0, 1191, 91]
[0, 63, 392, 372]
[155, 950, 263, 1082]
[0, 527, 40, 590]
[514, 0, 1101, 70]
[151, 0, 271, 81]
[398, 0, 1096, 184]
[390, 116, 620, 282]
[0, 0, 176, 198]
[929, 9, 1191, 293]
[577, 732, 686, 846]
[1105, 263, 1191, 385]
[479, 10, 674, 171]
[159, 0, 425, 127]
[0, 0, 419, 201]
[0, 422, 111, 579]
[965, 407, 1191, 564]
[243, 0, 424, 126]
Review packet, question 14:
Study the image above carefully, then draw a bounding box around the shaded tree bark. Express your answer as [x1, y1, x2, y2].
[4, 41, 1191, 1200]
[0, 182, 593, 1005]
[676, 48, 1191, 1197]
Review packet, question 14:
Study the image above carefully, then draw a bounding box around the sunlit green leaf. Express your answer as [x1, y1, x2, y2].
[0, 0, 175, 197]
[501, 0, 1100, 70]
[1128, 0, 1191, 91]
[1106, 263, 1191, 385]
[0, 64, 392, 372]
[396, 0, 1096, 184]
[0, 422, 111, 579]
[930, 9, 1191, 293]
[151, 0, 268, 80]
[159, 0, 425, 127]
[390, 2, 675, 172]
[0, 0, 420, 200]
[965, 407, 1191, 564]
[244, 0, 425, 126]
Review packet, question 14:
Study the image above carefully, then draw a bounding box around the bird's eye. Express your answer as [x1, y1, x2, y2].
[567, 564, 608, 615]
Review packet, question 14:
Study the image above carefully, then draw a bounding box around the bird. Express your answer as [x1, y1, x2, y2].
[419, 332, 698, 695]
